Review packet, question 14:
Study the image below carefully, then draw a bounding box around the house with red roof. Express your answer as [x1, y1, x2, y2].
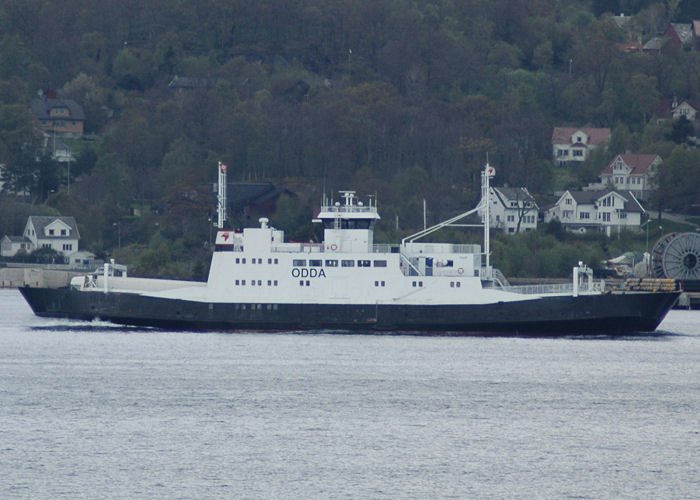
[600, 154, 662, 201]
[551, 127, 611, 166]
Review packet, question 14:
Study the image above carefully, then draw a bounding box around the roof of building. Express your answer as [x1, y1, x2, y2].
[565, 190, 644, 213]
[30, 98, 85, 121]
[551, 127, 611, 145]
[616, 41, 643, 53]
[643, 36, 671, 51]
[2, 235, 32, 244]
[27, 216, 80, 239]
[668, 23, 693, 45]
[602, 154, 661, 175]
[492, 187, 538, 208]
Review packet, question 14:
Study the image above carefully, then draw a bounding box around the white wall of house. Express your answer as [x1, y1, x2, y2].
[483, 187, 538, 234]
[23, 218, 79, 255]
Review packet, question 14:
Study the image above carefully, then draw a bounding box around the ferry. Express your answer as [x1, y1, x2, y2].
[19, 163, 680, 335]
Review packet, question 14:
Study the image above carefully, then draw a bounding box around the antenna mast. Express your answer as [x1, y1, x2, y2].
[217, 162, 228, 229]
[481, 161, 495, 268]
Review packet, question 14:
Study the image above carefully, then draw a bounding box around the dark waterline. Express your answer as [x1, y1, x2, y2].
[1, 289, 699, 499]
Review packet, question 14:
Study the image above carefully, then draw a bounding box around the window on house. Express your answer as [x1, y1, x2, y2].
[49, 229, 54, 235]
[580, 212, 590, 219]
[61, 229, 66, 235]
[565, 198, 572, 205]
[573, 150, 583, 157]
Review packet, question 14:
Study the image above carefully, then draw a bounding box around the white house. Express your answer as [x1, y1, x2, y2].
[652, 97, 700, 123]
[481, 186, 538, 234]
[600, 154, 661, 201]
[551, 127, 611, 165]
[0, 235, 33, 257]
[23, 216, 80, 254]
[545, 190, 645, 236]
[1, 216, 95, 266]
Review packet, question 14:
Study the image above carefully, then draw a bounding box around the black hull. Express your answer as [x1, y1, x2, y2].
[19, 286, 680, 336]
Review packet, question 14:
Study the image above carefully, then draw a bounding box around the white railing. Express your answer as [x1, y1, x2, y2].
[497, 280, 605, 295]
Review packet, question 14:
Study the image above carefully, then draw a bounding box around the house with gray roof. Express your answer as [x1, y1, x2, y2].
[23, 216, 80, 255]
[480, 186, 538, 234]
[30, 97, 85, 137]
[545, 190, 645, 236]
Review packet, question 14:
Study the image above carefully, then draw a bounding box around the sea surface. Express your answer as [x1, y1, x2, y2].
[0, 289, 698, 499]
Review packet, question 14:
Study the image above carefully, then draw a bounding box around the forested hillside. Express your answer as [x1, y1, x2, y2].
[1, 0, 700, 277]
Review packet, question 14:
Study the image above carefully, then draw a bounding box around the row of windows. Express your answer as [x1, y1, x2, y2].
[234, 303, 279, 311]
[235, 257, 280, 264]
[614, 176, 643, 185]
[235, 279, 279, 286]
[293, 259, 387, 268]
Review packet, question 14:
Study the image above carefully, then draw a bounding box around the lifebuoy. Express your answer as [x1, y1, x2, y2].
[457, 267, 464, 275]
[330, 243, 338, 251]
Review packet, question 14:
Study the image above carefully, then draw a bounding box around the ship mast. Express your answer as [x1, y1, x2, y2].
[217, 162, 228, 229]
[481, 161, 495, 268]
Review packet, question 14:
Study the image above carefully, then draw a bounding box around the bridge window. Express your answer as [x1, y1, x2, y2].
[373, 260, 387, 267]
[341, 260, 354, 267]
[293, 259, 306, 266]
[309, 259, 322, 267]
[357, 260, 371, 267]
[325, 259, 338, 267]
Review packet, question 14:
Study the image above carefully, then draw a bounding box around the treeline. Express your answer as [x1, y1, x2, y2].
[1, 0, 700, 276]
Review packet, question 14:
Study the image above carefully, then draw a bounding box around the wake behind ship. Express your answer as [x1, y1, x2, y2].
[20, 164, 680, 335]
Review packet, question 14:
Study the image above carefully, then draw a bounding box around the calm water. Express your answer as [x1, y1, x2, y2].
[1, 289, 698, 499]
